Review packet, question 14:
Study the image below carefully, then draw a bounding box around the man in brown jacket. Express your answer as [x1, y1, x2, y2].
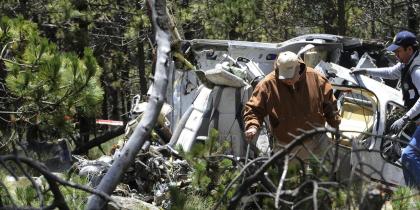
[243, 51, 341, 153]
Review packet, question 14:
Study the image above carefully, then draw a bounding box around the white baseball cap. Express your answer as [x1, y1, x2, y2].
[275, 51, 300, 80]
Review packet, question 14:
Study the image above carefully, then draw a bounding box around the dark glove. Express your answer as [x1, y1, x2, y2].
[383, 140, 402, 162]
[390, 115, 409, 134]
[350, 68, 367, 75]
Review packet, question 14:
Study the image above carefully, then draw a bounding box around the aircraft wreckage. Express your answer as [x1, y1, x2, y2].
[159, 34, 406, 186]
[73, 34, 412, 207]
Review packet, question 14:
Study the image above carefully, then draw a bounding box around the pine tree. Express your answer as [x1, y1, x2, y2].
[0, 16, 103, 146]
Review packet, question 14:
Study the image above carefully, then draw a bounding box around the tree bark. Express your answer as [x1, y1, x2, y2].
[137, 35, 148, 97]
[370, 1, 376, 38]
[72, 0, 92, 145]
[407, 0, 418, 33]
[390, 0, 395, 34]
[121, 52, 130, 122]
[323, 0, 338, 34]
[85, 0, 171, 208]
[337, 0, 346, 35]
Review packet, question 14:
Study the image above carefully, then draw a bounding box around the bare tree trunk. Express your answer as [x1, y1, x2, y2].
[85, 0, 171, 209]
[108, 84, 120, 120]
[370, 1, 376, 38]
[135, 3, 148, 97]
[323, 4, 337, 34]
[138, 35, 148, 97]
[72, 0, 92, 145]
[337, 0, 346, 35]
[98, 57, 109, 123]
[371, 19, 376, 38]
[407, 0, 418, 33]
[121, 51, 130, 122]
[390, 0, 395, 34]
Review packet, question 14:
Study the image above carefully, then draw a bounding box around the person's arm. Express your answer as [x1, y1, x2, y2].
[361, 63, 403, 79]
[353, 63, 403, 79]
[404, 66, 420, 120]
[320, 77, 341, 128]
[243, 83, 269, 141]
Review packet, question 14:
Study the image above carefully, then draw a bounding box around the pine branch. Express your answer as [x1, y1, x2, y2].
[1, 58, 34, 68]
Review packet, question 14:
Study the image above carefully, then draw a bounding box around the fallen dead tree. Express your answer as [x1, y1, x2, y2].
[86, 0, 171, 208]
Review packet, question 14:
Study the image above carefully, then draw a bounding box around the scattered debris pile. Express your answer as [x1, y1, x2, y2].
[74, 147, 190, 208]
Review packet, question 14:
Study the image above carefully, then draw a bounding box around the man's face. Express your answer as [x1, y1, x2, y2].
[280, 66, 301, 86]
[394, 46, 413, 64]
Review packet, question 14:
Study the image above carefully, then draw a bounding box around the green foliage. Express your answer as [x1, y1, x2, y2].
[88, 133, 124, 159]
[332, 189, 348, 209]
[173, 130, 353, 209]
[173, 0, 266, 40]
[15, 186, 38, 206]
[2, 0, 155, 139]
[391, 186, 420, 210]
[169, 186, 215, 210]
[173, 129, 237, 209]
[0, 169, 89, 209]
[169, 186, 187, 210]
[1, 17, 103, 139]
[172, 0, 419, 42]
[47, 0, 77, 21]
[60, 175, 90, 209]
[183, 129, 232, 190]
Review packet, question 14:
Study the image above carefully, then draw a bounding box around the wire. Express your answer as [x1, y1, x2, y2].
[350, 74, 378, 139]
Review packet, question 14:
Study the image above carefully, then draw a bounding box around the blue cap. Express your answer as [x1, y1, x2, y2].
[386, 31, 418, 52]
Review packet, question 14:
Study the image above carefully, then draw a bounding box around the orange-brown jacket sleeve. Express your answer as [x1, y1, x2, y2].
[320, 76, 341, 128]
[243, 82, 269, 130]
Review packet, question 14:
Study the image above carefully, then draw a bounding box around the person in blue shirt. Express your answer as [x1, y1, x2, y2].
[353, 30, 420, 188]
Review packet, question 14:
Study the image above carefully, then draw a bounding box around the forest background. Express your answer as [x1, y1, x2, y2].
[0, 0, 419, 209]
